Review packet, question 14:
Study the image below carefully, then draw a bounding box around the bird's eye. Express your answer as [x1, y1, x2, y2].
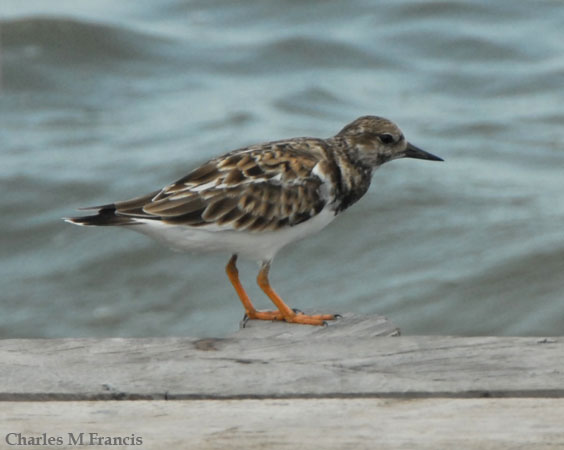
[378, 133, 395, 145]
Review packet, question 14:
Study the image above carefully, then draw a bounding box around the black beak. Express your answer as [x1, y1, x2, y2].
[404, 142, 444, 162]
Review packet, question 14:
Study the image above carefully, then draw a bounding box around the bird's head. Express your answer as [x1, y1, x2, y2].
[335, 115, 443, 168]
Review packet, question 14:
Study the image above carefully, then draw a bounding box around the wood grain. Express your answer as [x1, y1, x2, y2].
[2, 399, 563, 450]
[0, 314, 561, 401]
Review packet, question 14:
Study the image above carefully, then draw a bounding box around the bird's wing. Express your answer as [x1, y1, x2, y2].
[114, 140, 331, 232]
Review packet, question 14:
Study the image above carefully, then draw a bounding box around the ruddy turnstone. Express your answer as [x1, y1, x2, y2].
[66, 116, 443, 325]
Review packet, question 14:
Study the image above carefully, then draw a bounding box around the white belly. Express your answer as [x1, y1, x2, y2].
[130, 207, 337, 262]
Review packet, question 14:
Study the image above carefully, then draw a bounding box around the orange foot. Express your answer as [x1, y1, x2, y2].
[227, 255, 339, 327]
[281, 312, 337, 326]
[246, 310, 284, 321]
[245, 309, 338, 326]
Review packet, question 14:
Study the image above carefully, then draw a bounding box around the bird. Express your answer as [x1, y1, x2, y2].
[65, 115, 443, 326]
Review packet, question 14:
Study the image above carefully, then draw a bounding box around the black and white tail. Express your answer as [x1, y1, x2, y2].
[64, 205, 136, 227]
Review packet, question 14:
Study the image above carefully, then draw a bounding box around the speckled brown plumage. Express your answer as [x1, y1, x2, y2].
[143, 142, 327, 231]
[66, 116, 443, 326]
[68, 116, 442, 234]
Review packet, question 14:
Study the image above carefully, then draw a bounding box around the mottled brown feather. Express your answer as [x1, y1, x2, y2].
[180, 162, 220, 185]
[202, 197, 240, 221]
[98, 139, 332, 231]
[224, 169, 245, 185]
[67, 116, 438, 233]
[144, 196, 206, 216]
[113, 190, 161, 216]
[216, 208, 245, 225]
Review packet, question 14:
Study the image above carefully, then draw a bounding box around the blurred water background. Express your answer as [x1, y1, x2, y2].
[1, 1, 563, 338]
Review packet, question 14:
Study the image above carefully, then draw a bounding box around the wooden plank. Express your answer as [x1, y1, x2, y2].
[0, 314, 561, 400]
[2, 399, 563, 449]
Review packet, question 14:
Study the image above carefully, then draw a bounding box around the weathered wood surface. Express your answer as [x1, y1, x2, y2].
[1, 315, 563, 449]
[0, 314, 561, 400]
[2, 399, 563, 450]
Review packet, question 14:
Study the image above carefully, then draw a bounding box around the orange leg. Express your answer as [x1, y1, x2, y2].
[225, 255, 284, 321]
[256, 261, 337, 326]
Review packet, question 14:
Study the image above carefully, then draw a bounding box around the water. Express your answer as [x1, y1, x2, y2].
[1, 0, 563, 338]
